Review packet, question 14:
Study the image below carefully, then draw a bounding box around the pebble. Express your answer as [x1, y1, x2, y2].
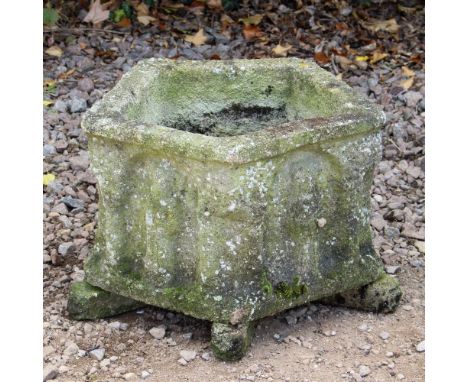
[385, 265, 401, 274]
[109, 321, 121, 330]
[178, 358, 188, 366]
[43, 366, 58, 381]
[149, 327, 166, 339]
[201, 352, 211, 361]
[358, 323, 369, 332]
[124, 372, 138, 380]
[180, 350, 197, 362]
[53, 99, 68, 113]
[285, 315, 297, 326]
[69, 154, 90, 170]
[43, 144, 57, 157]
[78, 77, 94, 93]
[61, 196, 85, 209]
[63, 342, 79, 356]
[416, 340, 425, 352]
[141, 370, 151, 379]
[379, 331, 390, 340]
[89, 348, 105, 361]
[100, 358, 111, 368]
[58, 242, 75, 255]
[69, 97, 87, 113]
[359, 365, 371, 377]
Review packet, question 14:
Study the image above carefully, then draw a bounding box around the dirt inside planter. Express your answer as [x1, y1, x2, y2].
[165, 103, 289, 137]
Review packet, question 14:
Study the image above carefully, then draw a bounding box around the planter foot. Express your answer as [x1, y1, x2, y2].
[321, 274, 403, 313]
[211, 322, 254, 361]
[67, 281, 145, 320]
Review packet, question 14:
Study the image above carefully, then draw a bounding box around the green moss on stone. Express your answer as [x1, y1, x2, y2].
[67, 281, 145, 320]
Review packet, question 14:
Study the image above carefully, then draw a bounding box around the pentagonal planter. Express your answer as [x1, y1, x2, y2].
[68, 58, 401, 361]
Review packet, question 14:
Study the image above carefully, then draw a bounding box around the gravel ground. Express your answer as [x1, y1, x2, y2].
[43, 2, 424, 381]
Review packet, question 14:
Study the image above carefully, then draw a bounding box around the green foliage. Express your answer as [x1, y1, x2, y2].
[111, 8, 126, 23]
[43, 7, 59, 26]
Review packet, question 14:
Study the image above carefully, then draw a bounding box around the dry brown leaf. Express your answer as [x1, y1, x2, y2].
[314, 52, 330, 64]
[370, 51, 388, 64]
[45, 46, 63, 57]
[185, 29, 208, 46]
[239, 14, 264, 26]
[402, 66, 415, 77]
[243, 24, 263, 40]
[400, 77, 414, 90]
[207, 0, 223, 10]
[117, 18, 132, 28]
[83, 0, 110, 25]
[272, 43, 292, 57]
[362, 18, 399, 34]
[137, 15, 156, 26]
[136, 2, 150, 16]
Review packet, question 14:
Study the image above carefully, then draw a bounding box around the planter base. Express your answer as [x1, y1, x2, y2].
[211, 322, 254, 361]
[320, 274, 402, 313]
[67, 281, 145, 320]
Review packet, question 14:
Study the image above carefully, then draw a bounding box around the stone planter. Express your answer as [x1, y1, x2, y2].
[68, 58, 401, 360]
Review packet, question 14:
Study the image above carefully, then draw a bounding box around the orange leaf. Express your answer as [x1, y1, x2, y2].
[401, 77, 414, 90]
[370, 51, 388, 64]
[243, 24, 263, 40]
[402, 66, 415, 77]
[117, 18, 132, 28]
[239, 14, 264, 26]
[314, 52, 330, 64]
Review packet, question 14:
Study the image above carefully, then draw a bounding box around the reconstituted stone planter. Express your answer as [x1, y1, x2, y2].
[68, 58, 401, 361]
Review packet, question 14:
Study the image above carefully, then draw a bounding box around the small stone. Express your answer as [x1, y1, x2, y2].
[141, 370, 151, 379]
[385, 265, 401, 275]
[63, 342, 79, 356]
[416, 340, 425, 352]
[379, 331, 390, 340]
[180, 350, 197, 362]
[178, 358, 188, 366]
[182, 332, 193, 340]
[359, 365, 371, 377]
[109, 321, 121, 330]
[69, 97, 87, 113]
[58, 242, 75, 255]
[384, 226, 400, 240]
[89, 348, 105, 361]
[316, 218, 327, 228]
[52, 203, 68, 215]
[386, 351, 394, 357]
[120, 323, 129, 331]
[43, 366, 58, 381]
[404, 91, 423, 107]
[78, 77, 94, 93]
[123, 372, 138, 380]
[61, 196, 85, 209]
[397, 373, 405, 380]
[43, 144, 57, 157]
[53, 99, 68, 113]
[285, 315, 297, 326]
[149, 327, 166, 339]
[358, 323, 369, 332]
[414, 241, 425, 253]
[201, 352, 211, 361]
[69, 154, 90, 170]
[100, 358, 111, 368]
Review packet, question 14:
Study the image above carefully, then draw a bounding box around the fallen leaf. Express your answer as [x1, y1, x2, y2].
[402, 66, 415, 77]
[362, 18, 399, 34]
[45, 46, 63, 57]
[400, 76, 414, 90]
[43, 100, 54, 107]
[243, 24, 263, 40]
[370, 51, 388, 64]
[117, 17, 132, 28]
[43, 79, 56, 87]
[314, 52, 330, 64]
[137, 15, 156, 25]
[43, 173, 55, 185]
[185, 29, 208, 46]
[83, 0, 110, 24]
[207, 0, 223, 10]
[355, 56, 369, 62]
[272, 43, 292, 57]
[239, 14, 264, 26]
[58, 69, 75, 80]
[136, 2, 150, 16]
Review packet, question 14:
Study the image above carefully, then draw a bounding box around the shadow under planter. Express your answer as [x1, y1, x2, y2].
[68, 58, 402, 361]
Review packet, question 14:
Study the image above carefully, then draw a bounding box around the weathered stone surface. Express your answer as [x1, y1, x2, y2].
[67, 281, 145, 320]
[320, 274, 403, 313]
[72, 58, 400, 359]
[211, 322, 253, 361]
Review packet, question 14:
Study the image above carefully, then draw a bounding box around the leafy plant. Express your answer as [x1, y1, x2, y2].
[43, 7, 59, 26]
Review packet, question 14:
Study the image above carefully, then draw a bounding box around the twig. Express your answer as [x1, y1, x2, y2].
[388, 137, 404, 153]
[44, 27, 130, 36]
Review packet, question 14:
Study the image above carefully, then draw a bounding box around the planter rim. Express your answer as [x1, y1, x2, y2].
[83, 58, 385, 164]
